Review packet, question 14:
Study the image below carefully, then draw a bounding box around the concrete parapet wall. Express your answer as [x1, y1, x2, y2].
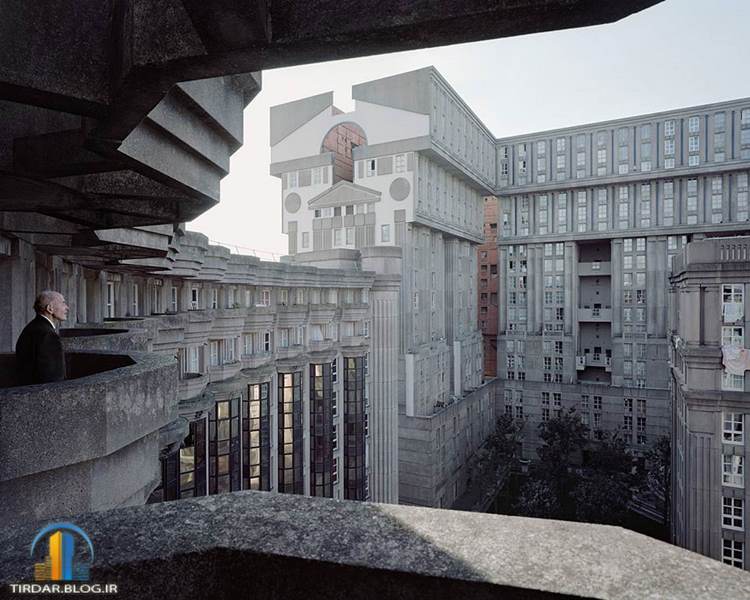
[0, 351, 178, 525]
[2, 491, 748, 599]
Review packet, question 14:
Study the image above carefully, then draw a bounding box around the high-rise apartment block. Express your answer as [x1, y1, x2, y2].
[495, 100, 750, 456]
[670, 236, 750, 571]
[270, 68, 496, 508]
[479, 197, 500, 377]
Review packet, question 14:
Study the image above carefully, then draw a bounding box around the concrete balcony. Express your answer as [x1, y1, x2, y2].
[578, 261, 611, 276]
[2, 492, 748, 599]
[586, 353, 612, 371]
[60, 327, 150, 353]
[578, 306, 612, 322]
[341, 335, 368, 349]
[0, 351, 178, 524]
[208, 360, 242, 383]
[178, 372, 210, 400]
[241, 352, 275, 370]
[275, 345, 306, 361]
[309, 304, 338, 322]
[276, 304, 310, 326]
[341, 303, 370, 322]
[309, 339, 335, 353]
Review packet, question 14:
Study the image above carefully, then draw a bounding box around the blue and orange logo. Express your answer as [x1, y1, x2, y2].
[30, 523, 93, 582]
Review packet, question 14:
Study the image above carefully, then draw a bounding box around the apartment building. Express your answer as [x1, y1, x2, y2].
[479, 197, 500, 377]
[670, 236, 750, 571]
[496, 100, 750, 455]
[270, 67, 496, 508]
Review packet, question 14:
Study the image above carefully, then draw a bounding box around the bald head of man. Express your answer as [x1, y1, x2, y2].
[33, 290, 69, 324]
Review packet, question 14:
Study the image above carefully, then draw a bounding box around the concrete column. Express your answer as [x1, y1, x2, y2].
[649, 237, 668, 338]
[526, 246, 536, 334]
[0, 238, 36, 351]
[498, 246, 508, 333]
[612, 239, 624, 337]
[361, 247, 401, 504]
[564, 241, 577, 335]
[534, 244, 544, 334]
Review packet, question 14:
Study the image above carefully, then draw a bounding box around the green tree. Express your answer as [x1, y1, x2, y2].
[643, 435, 671, 527]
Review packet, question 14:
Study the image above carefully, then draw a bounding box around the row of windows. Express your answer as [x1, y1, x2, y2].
[500, 109, 750, 184]
[501, 173, 750, 236]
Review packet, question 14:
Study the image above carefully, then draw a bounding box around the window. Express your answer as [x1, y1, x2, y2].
[171, 287, 178, 312]
[724, 413, 744, 444]
[211, 288, 218, 309]
[301, 232, 310, 249]
[723, 454, 744, 487]
[346, 227, 354, 245]
[263, 331, 271, 352]
[279, 289, 288, 306]
[688, 116, 700, 134]
[334, 228, 343, 247]
[366, 159, 376, 177]
[395, 153, 406, 173]
[106, 281, 116, 317]
[664, 120, 675, 136]
[722, 326, 744, 347]
[722, 285, 744, 322]
[209, 341, 219, 367]
[260, 289, 271, 307]
[723, 497, 744, 530]
[191, 287, 199, 310]
[723, 539, 744, 569]
[131, 283, 139, 315]
[381, 224, 391, 242]
[664, 139, 675, 156]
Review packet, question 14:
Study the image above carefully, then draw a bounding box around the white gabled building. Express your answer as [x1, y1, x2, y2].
[270, 67, 495, 508]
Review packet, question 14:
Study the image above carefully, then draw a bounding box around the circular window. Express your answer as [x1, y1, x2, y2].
[390, 177, 411, 201]
[284, 193, 302, 213]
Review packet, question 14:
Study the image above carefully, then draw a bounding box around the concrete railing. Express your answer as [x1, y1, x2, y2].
[0, 351, 178, 525]
[578, 261, 612, 276]
[1, 492, 749, 599]
[578, 307, 613, 322]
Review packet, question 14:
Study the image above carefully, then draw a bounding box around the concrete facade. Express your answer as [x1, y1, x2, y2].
[271, 68, 494, 507]
[479, 197, 500, 377]
[0, 229, 382, 509]
[670, 237, 750, 570]
[496, 99, 750, 457]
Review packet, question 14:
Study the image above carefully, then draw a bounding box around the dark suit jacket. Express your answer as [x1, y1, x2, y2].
[15, 314, 66, 385]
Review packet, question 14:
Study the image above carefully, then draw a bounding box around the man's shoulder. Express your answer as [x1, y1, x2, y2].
[18, 316, 54, 339]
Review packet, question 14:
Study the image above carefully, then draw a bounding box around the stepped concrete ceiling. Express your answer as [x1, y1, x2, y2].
[0, 0, 662, 268]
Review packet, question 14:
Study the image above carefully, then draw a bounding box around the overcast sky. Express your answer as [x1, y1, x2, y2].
[190, 0, 750, 259]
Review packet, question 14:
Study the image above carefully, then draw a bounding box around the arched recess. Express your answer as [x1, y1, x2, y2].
[320, 122, 367, 183]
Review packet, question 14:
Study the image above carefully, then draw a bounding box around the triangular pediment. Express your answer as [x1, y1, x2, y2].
[307, 180, 381, 208]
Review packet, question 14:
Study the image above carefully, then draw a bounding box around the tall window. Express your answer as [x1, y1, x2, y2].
[723, 497, 744, 530]
[723, 539, 744, 569]
[106, 281, 116, 318]
[723, 413, 744, 444]
[722, 454, 744, 487]
[244, 382, 271, 491]
[343, 357, 367, 500]
[209, 398, 241, 494]
[278, 372, 303, 494]
[310, 364, 334, 498]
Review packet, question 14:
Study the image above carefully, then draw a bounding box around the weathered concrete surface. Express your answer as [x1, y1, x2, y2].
[0, 351, 178, 525]
[1, 491, 748, 599]
[60, 327, 151, 353]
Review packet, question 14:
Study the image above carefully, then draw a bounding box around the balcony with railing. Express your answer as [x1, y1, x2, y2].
[2, 491, 748, 599]
[0, 350, 178, 524]
[578, 261, 612, 277]
[578, 306, 613, 322]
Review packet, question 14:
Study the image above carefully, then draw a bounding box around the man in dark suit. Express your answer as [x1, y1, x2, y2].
[15, 291, 69, 385]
